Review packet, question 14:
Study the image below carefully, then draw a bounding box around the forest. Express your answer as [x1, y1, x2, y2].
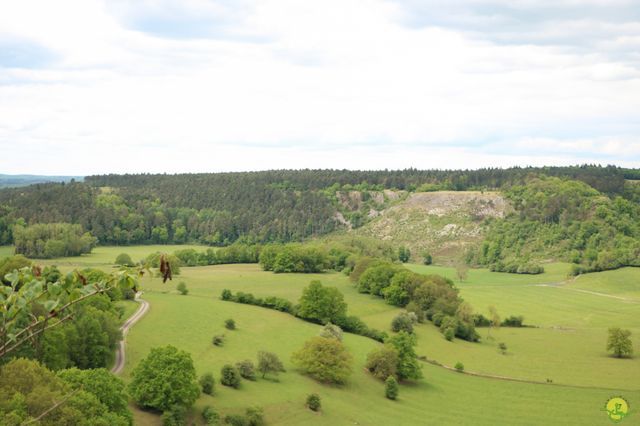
[0, 165, 638, 273]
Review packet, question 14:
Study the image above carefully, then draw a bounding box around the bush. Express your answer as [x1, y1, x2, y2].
[385, 376, 399, 400]
[128, 345, 200, 412]
[202, 406, 220, 425]
[224, 414, 248, 426]
[387, 332, 422, 380]
[306, 393, 321, 411]
[365, 346, 399, 380]
[199, 373, 215, 395]
[391, 312, 416, 333]
[422, 253, 433, 265]
[257, 351, 285, 379]
[221, 289, 233, 300]
[398, 246, 410, 263]
[319, 323, 343, 341]
[443, 327, 455, 341]
[607, 327, 633, 358]
[115, 253, 134, 267]
[292, 337, 353, 384]
[498, 342, 507, 355]
[177, 281, 188, 295]
[220, 365, 241, 388]
[297, 280, 347, 325]
[245, 406, 265, 426]
[162, 405, 187, 426]
[161, 407, 185, 426]
[454, 362, 464, 372]
[501, 315, 524, 327]
[213, 335, 225, 347]
[236, 360, 257, 381]
[225, 319, 236, 330]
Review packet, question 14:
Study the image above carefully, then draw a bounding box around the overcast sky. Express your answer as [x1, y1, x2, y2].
[1, 0, 639, 175]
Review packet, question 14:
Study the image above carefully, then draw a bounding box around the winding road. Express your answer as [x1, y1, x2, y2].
[111, 292, 149, 375]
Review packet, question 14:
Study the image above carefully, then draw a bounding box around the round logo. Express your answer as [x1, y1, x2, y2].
[605, 397, 630, 423]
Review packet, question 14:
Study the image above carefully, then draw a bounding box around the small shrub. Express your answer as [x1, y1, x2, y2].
[200, 373, 215, 395]
[213, 334, 225, 347]
[220, 364, 241, 388]
[385, 376, 399, 400]
[161, 404, 187, 426]
[115, 253, 134, 267]
[365, 346, 398, 380]
[225, 318, 236, 330]
[306, 393, 321, 411]
[236, 360, 257, 381]
[443, 327, 455, 341]
[498, 342, 507, 355]
[177, 281, 188, 295]
[391, 312, 416, 333]
[257, 351, 285, 379]
[202, 406, 220, 425]
[454, 362, 464, 372]
[501, 315, 524, 327]
[319, 323, 343, 341]
[221, 289, 233, 300]
[224, 414, 247, 426]
[245, 406, 265, 426]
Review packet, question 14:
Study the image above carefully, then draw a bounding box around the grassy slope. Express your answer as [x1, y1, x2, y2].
[6, 246, 638, 424]
[127, 292, 628, 426]
[133, 262, 638, 390]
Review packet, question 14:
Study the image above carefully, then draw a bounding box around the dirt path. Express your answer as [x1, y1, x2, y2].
[111, 293, 149, 375]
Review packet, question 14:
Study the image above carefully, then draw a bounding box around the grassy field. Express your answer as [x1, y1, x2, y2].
[5, 246, 639, 424]
[126, 291, 632, 426]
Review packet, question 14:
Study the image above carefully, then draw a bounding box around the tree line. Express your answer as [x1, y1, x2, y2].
[0, 165, 633, 248]
[466, 176, 640, 273]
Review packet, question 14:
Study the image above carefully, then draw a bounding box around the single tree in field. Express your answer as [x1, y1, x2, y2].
[176, 281, 188, 295]
[607, 328, 633, 358]
[292, 337, 353, 384]
[128, 345, 200, 412]
[456, 263, 468, 282]
[257, 351, 285, 379]
[385, 376, 399, 400]
[306, 393, 321, 411]
[387, 331, 422, 380]
[115, 253, 134, 267]
[365, 346, 399, 380]
[487, 305, 500, 339]
[220, 364, 242, 388]
[199, 373, 215, 395]
[319, 322, 344, 341]
[297, 280, 347, 324]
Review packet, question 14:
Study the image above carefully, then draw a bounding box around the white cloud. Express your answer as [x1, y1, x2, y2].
[0, 0, 638, 174]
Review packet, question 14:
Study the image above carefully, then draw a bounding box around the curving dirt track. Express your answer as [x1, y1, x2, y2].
[111, 293, 149, 375]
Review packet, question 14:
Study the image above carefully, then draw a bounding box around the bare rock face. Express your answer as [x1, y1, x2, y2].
[351, 191, 511, 262]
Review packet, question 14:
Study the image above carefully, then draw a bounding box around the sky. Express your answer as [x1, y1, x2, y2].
[0, 0, 639, 175]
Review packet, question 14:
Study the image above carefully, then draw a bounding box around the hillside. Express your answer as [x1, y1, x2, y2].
[0, 167, 639, 272]
[350, 191, 510, 262]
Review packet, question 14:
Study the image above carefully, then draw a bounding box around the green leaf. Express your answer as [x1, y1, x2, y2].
[43, 300, 59, 313]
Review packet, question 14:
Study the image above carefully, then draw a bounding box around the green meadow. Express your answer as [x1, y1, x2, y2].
[6, 245, 639, 425]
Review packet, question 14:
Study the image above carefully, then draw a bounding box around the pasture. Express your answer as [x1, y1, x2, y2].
[6, 245, 639, 424]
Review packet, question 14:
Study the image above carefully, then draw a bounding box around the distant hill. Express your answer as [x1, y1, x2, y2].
[0, 174, 83, 188]
[0, 166, 639, 273]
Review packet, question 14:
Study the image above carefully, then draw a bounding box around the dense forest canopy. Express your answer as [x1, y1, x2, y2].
[0, 165, 634, 246]
[0, 165, 638, 272]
